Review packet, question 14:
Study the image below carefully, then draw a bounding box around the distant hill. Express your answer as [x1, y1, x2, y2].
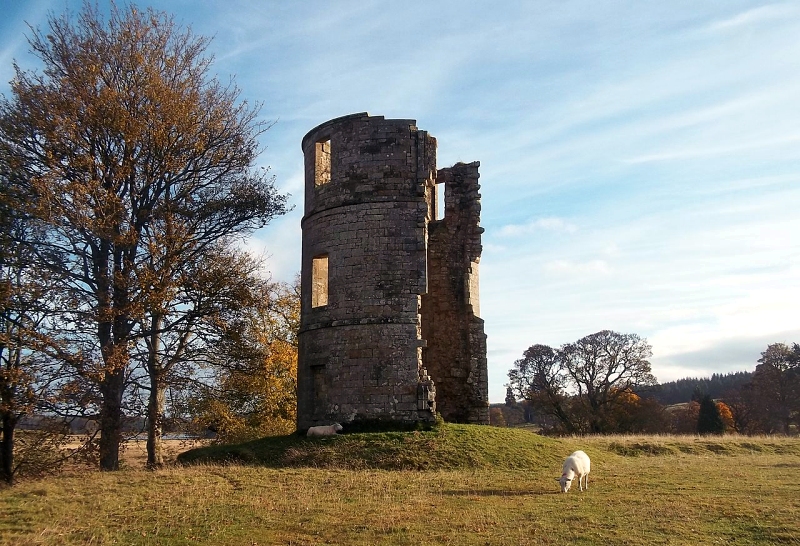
[638, 371, 753, 405]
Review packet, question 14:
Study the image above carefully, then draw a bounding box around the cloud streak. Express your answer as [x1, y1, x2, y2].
[705, 3, 799, 32]
[498, 217, 578, 237]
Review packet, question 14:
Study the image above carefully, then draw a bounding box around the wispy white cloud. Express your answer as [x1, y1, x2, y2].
[498, 217, 577, 237]
[623, 133, 800, 164]
[651, 328, 800, 383]
[705, 3, 798, 32]
[542, 259, 611, 276]
[245, 215, 302, 281]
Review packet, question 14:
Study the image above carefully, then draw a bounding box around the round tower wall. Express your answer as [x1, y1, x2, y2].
[297, 113, 436, 429]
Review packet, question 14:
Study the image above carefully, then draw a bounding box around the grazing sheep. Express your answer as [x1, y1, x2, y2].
[558, 450, 591, 493]
[306, 423, 343, 437]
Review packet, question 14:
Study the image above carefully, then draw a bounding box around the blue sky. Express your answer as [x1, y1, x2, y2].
[2, 1, 799, 403]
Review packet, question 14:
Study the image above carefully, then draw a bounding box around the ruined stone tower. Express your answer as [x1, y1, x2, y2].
[297, 113, 488, 430]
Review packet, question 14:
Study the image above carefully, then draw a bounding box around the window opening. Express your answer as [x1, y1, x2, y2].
[436, 182, 445, 220]
[315, 139, 331, 186]
[311, 255, 329, 307]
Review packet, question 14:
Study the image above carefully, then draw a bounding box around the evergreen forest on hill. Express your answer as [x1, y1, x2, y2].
[638, 371, 753, 405]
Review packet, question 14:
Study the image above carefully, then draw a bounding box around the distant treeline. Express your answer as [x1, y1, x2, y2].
[499, 339, 799, 435]
[638, 371, 753, 406]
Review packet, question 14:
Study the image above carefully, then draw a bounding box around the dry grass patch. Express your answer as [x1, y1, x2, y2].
[1, 432, 799, 545]
[583, 433, 800, 458]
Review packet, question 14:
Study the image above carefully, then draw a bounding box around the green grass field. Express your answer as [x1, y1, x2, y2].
[1, 426, 799, 545]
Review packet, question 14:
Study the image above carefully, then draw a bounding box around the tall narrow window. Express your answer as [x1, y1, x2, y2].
[436, 182, 445, 220]
[315, 139, 331, 186]
[466, 259, 480, 317]
[312, 255, 329, 307]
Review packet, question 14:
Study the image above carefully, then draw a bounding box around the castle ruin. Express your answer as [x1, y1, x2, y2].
[297, 113, 489, 429]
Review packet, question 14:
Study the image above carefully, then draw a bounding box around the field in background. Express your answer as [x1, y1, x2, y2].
[2, 429, 799, 545]
[119, 438, 208, 469]
[55, 437, 209, 471]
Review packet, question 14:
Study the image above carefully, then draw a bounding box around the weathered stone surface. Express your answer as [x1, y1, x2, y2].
[421, 162, 489, 424]
[297, 113, 488, 429]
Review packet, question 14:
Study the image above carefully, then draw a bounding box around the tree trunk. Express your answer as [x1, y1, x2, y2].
[98, 368, 125, 471]
[96, 242, 134, 472]
[1, 414, 17, 485]
[552, 403, 576, 434]
[145, 312, 165, 470]
[1, 339, 20, 484]
[146, 373, 166, 470]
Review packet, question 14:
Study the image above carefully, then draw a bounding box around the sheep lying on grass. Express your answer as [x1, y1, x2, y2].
[558, 450, 590, 493]
[306, 423, 343, 437]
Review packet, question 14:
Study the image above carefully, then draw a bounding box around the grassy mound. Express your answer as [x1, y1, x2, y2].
[178, 425, 800, 470]
[177, 423, 563, 470]
[600, 435, 800, 457]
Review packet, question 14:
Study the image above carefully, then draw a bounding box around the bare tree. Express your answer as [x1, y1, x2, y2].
[507, 344, 578, 433]
[749, 343, 800, 434]
[0, 3, 288, 470]
[136, 245, 272, 468]
[0, 169, 92, 484]
[0, 173, 41, 484]
[561, 330, 656, 432]
[507, 331, 657, 433]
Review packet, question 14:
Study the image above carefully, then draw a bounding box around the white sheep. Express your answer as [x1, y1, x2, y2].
[306, 423, 343, 437]
[558, 450, 591, 493]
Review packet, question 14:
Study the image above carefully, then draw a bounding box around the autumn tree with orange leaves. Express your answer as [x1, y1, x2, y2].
[0, 3, 287, 470]
[716, 401, 735, 432]
[190, 279, 299, 443]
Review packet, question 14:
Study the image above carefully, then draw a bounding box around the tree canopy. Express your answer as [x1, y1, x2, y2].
[507, 330, 657, 433]
[0, 3, 288, 471]
[190, 278, 299, 443]
[697, 394, 725, 435]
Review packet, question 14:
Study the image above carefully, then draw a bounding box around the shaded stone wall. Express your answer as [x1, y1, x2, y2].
[421, 163, 489, 423]
[297, 113, 487, 430]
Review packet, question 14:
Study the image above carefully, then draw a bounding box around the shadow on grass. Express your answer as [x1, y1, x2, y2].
[771, 462, 800, 468]
[440, 488, 558, 497]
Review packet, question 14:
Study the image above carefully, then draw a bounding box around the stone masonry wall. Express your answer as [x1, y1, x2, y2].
[298, 113, 436, 429]
[297, 113, 487, 430]
[421, 163, 489, 423]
